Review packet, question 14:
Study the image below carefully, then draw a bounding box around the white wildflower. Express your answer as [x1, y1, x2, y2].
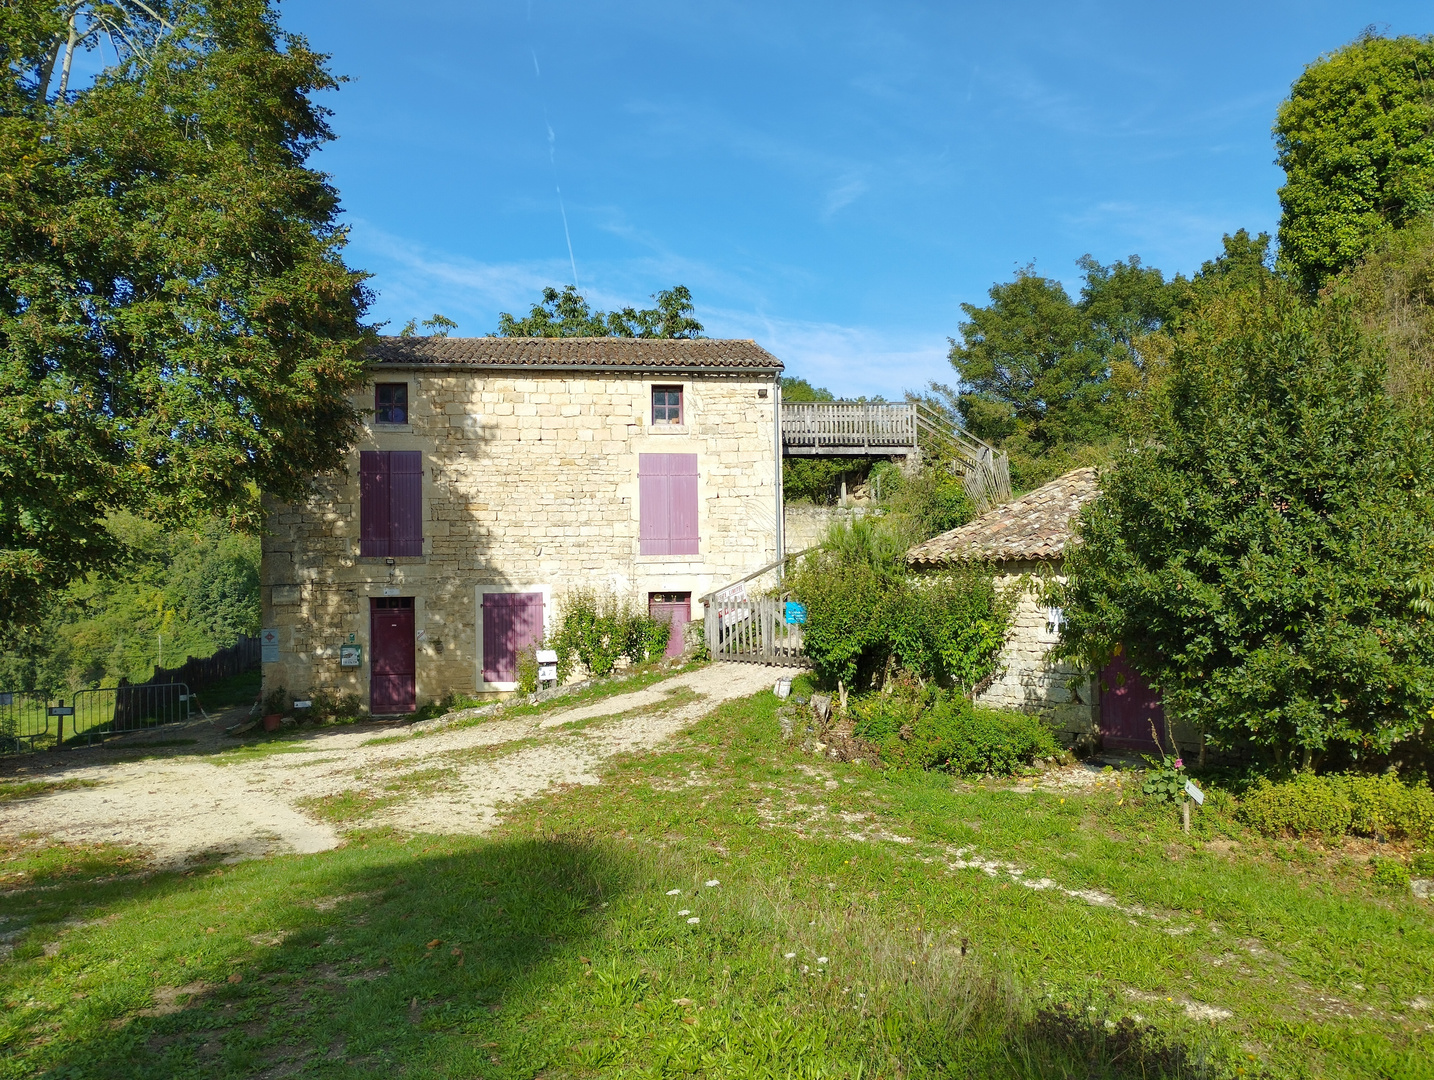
[818, 957, 828, 964]
[705, 880, 720, 887]
[677, 909, 691, 916]
[784, 952, 796, 959]
[687, 917, 700, 925]
[666, 889, 681, 895]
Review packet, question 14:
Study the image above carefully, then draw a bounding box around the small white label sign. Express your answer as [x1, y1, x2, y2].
[1184, 779, 1205, 806]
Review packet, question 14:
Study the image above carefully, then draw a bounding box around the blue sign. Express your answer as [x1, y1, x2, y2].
[784, 602, 808, 625]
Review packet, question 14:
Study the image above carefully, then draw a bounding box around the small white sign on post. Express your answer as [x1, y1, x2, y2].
[1184, 779, 1205, 806]
[536, 649, 559, 684]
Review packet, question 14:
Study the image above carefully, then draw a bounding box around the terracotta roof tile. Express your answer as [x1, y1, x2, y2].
[368, 336, 783, 371]
[906, 466, 1100, 565]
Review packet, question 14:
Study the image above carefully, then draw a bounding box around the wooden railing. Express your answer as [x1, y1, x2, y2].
[780, 402, 917, 455]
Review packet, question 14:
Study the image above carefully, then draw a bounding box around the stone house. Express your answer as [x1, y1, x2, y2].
[260, 337, 784, 712]
[906, 467, 1107, 747]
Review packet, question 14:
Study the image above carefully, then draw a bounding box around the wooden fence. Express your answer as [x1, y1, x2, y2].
[705, 597, 807, 666]
[138, 635, 261, 694]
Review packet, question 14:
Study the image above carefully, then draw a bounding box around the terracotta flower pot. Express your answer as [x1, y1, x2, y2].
[262, 714, 283, 732]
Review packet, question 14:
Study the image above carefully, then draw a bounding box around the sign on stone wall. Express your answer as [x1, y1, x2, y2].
[261, 628, 280, 664]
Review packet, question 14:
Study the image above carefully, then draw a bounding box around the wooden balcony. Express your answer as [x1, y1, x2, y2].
[780, 402, 917, 456]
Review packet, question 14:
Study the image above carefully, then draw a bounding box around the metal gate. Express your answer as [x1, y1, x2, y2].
[0, 683, 192, 754]
[705, 597, 807, 666]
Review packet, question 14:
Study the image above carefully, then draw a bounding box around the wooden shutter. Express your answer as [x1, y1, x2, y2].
[359, 451, 422, 557]
[639, 454, 699, 556]
[388, 451, 424, 557]
[359, 451, 389, 557]
[483, 592, 545, 683]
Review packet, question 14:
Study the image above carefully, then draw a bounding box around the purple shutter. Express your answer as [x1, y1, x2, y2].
[388, 451, 424, 557]
[483, 592, 544, 683]
[359, 451, 389, 557]
[639, 454, 699, 556]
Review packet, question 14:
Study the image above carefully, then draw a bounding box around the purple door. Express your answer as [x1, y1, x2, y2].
[370, 598, 416, 713]
[648, 592, 692, 659]
[1098, 650, 1166, 753]
[483, 593, 545, 684]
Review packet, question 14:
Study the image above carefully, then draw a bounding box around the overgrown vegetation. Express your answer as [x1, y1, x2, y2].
[789, 516, 1015, 692]
[850, 678, 1057, 775]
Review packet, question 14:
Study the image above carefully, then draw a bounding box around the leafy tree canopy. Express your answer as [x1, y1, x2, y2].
[0, 514, 260, 696]
[1057, 282, 1434, 773]
[1331, 216, 1434, 405]
[1275, 31, 1434, 291]
[0, 0, 373, 631]
[496, 284, 703, 338]
[945, 255, 1190, 488]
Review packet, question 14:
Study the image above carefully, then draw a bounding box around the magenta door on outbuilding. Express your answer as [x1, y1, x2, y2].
[1098, 650, 1166, 753]
[370, 597, 416, 714]
[482, 592, 545, 684]
[647, 592, 692, 659]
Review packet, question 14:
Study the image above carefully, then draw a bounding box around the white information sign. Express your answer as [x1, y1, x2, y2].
[1184, 779, 1205, 806]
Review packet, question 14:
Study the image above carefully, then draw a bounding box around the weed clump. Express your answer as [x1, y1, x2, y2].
[850, 679, 1057, 775]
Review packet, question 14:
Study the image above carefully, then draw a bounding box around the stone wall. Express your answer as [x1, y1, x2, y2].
[782, 504, 874, 553]
[974, 561, 1098, 745]
[261, 368, 781, 704]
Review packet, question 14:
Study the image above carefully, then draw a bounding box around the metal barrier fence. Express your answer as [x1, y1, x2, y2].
[0, 683, 192, 753]
[705, 597, 808, 667]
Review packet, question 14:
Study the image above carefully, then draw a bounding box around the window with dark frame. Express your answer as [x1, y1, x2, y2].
[375, 383, 408, 424]
[651, 385, 683, 425]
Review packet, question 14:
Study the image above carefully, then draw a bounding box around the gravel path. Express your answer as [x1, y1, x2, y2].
[0, 663, 777, 867]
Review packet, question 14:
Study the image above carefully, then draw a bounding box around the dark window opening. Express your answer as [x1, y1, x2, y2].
[376, 383, 409, 424]
[372, 596, 413, 609]
[652, 385, 683, 424]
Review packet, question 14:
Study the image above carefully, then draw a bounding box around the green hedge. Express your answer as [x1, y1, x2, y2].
[851, 689, 1057, 776]
[1237, 772, 1434, 841]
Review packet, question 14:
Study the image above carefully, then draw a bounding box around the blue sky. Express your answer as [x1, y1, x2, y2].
[280, 1, 1431, 398]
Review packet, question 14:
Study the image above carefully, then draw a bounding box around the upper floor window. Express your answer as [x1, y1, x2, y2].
[376, 383, 408, 424]
[652, 385, 683, 425]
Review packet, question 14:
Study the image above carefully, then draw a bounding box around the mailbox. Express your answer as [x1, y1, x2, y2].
[536, 649, 559, 684]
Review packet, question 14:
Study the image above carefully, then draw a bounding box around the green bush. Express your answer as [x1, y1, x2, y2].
[1343, 773, 1434, 841]
[515, 645, 539, 694]
[1237, 772, 1434, 841]
[1237, 774, 1353, 840]
[551, 590, 671, 679]
[852, 686, 1056, 776]
[1411, 851, 1434, 876]
[790, 517, 1016, 691]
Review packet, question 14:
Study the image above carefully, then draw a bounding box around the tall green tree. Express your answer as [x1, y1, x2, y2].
[0, 0, 373, 630]
[1057, 283, 1434, 772]
[496, 284, 703, 338]
[946, 256, 1188, 489]
[1275, 31, 1434, 291]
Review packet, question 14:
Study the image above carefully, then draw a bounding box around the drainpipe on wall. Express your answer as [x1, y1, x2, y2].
[773, 374, 785, 573]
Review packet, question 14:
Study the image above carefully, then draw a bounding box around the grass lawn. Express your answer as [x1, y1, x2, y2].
[0, 674, 1430, 1078]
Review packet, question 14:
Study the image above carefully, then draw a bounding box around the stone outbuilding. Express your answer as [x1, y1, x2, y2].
[906, 467, 1103, 746]
[261, 337, 785, 712]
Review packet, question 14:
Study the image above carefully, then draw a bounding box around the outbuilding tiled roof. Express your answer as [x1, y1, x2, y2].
[369, 336, 783, 371]
[906, 466, 1100, 566]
